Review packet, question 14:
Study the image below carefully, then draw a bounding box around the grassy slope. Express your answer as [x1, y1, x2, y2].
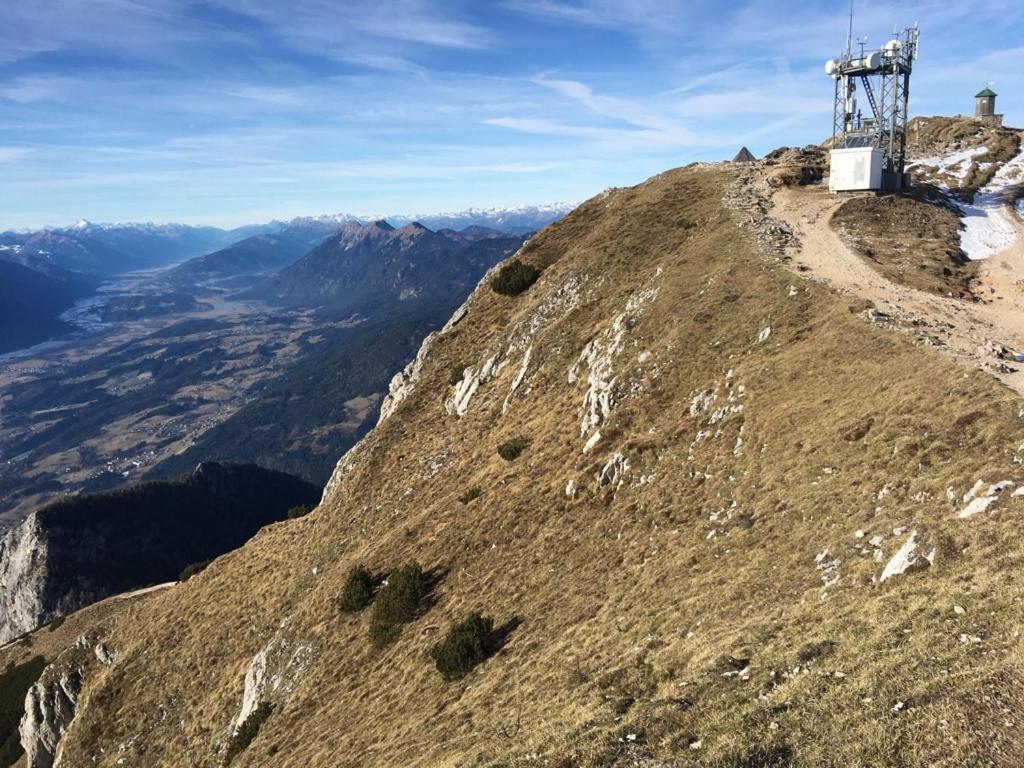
[58, 164, 1024, 767]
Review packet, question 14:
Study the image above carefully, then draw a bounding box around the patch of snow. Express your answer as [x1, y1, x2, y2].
[958, 149, 1024, 260]
[907, 146, 989, 186]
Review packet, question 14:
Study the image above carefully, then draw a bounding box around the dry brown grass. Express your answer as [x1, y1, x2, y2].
[52, 163, 1024, 768]
[831, 187, 976, 298]
[0, 586, 168, 672]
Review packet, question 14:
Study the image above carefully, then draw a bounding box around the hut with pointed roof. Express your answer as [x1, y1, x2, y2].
[974, 87, 1003, 126]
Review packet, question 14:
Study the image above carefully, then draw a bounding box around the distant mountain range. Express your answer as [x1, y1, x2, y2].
[0, 204, 569, 357]
[0, 222, 239, 276]
[262, 221, 526, 312]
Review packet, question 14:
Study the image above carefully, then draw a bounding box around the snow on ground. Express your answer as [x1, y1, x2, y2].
[907, 146, 989, 187]
[958, 149, 1024, 261]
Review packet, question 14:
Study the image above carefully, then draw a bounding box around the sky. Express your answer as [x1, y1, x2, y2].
[1, 0, 1022, 230]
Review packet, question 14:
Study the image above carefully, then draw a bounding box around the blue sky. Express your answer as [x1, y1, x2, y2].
[1, 0, 1022, 229]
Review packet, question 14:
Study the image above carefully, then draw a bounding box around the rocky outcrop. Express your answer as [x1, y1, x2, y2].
[0, 462, 318, 644]
[233, 629, 315, 733]
[19, 637, 95, 768]
[0, 513, 51, 644]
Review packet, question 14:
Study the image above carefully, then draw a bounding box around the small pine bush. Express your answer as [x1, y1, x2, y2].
[458, 486, 483, 504]
[449, 365, 467, 386]
[179, 559, 213, 582]
[339, 565, 375, 613]
[490, 260, 540, 296]
[287, 504, 313, 520]
[223, 702, 274, 765]
[497, 436, 529, 461]
[431, 613, 497, 681]
[369, 562, 428, 648]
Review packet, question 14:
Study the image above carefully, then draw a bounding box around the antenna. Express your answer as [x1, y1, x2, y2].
[825, 12, 920, 192]
[846, 0, 854, 58]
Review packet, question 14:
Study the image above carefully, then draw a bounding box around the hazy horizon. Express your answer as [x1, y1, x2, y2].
[2, 0, 1022, 229]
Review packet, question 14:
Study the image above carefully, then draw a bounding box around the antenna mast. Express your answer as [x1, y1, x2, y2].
[825, 12, 920, 192]
[846, 0, 854, 57]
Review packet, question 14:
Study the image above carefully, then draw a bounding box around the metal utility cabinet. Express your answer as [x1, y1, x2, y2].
[829, 146, 883, 192]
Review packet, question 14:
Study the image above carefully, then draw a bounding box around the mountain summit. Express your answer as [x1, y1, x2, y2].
[14, 133, 1024, 766]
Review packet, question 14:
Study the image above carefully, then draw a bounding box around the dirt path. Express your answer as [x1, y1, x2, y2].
[771, 183, 1024, 396]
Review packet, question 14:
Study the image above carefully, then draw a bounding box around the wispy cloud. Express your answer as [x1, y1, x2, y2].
[2, 0, 1023, 229]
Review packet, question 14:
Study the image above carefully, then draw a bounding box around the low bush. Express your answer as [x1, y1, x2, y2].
[369, 562, 428, 648]
[339, 565, 375, 613]
[449, 365, 467, 386]
[458, 486, 483, 504]
[490, 260, 540, 296]
[223, 701, 274, 765]
[497, 436, 529, 461]
[431, 613, 497, 681]
[287, 504, 313, 520]
[46, 616, 65, 632]
[179, 559, 212, 582]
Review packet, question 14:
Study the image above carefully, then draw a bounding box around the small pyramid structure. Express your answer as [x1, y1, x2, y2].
[732, 146, 756, 163]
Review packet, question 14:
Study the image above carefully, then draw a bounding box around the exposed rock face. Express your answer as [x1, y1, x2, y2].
[234, 629, 315, 732]
[19, 638, 93, 768]
[0, 462, 318, 644]
[0, 513, 50, 644]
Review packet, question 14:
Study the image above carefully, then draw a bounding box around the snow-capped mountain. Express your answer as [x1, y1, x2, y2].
[389, 203, 576, 234]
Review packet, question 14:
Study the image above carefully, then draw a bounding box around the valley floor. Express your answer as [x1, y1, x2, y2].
[0, 289, 344, 528]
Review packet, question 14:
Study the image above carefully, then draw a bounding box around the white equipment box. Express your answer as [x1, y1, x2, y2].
[829, 146, 883, 192]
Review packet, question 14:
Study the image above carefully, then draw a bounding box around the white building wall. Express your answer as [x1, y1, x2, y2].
[829, 147, 883, 192]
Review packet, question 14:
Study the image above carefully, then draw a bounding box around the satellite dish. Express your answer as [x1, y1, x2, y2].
[825, 59, 839, 75]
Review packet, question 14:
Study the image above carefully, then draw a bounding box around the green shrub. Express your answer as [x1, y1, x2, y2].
[490, 260, 540, 296]
[287, 504, 313, 520]
[339, 565, 375, 613]
[458, 486, 483, 504]
[369, 562, 428, 648]
[497, 436, 529, 461]
[46, 616, 65, 632]
[0, 655, 46, 765]
[179, 559, 213, 582]
[431, 613, 497, 681]
[449, 365, 467, 386]
[223, 701, 274, 765]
